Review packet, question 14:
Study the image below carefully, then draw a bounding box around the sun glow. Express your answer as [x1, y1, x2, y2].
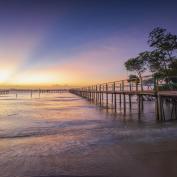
[0, 70, 12, 83]
[2, 70, 73, 86]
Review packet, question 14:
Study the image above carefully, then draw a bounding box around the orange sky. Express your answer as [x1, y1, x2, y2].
[1, 0, 176, 88]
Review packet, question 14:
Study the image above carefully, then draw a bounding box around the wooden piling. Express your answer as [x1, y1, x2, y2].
[123, 94, 126, 115]
[106, 83, 108, 108]
[69, 75, 177, 122]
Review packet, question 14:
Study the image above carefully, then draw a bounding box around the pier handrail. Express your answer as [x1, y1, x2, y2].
[70, 75, 177, 93]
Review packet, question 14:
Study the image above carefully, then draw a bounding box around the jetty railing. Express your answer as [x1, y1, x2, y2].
[70, 75, 177, 121]
[0, 89, 68, 98]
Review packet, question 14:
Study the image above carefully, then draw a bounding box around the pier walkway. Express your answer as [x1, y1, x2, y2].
[70, 75, 177, 121]
[0, 89, 68, 98]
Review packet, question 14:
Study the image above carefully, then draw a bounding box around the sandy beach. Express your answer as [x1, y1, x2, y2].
[1, 138, 177, 177]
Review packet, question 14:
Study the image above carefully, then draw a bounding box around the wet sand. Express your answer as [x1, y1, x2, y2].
[0, 93, 177, 177]
[1, 138, 177, 177]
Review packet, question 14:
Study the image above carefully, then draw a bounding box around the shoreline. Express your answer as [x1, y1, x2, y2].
[0, 134, 177, 177]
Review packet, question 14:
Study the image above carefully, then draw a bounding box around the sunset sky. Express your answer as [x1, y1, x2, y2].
[0, 0, 177, 88]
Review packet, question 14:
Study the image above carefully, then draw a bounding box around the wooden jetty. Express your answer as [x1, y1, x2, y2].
[0, 89, 68, 98]
[70, 75, 177, 121]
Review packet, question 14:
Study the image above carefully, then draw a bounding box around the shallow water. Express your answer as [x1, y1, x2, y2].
[0, 92, 177, 177]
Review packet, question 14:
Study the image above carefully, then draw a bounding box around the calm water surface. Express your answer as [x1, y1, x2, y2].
[0, 92, 177, 177]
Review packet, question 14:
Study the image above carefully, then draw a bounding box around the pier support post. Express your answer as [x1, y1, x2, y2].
[111, 93, 114, 108]
[129, 95, 132, 110]
[113, 82, 116, 112]
[119, 94, 122, 108]
[123, 94, 126, 115]
[106, 84, 108, 108]
[129, 82, 132, 110]
[99, 85, 102, 106]
[138, 95, 141, 118]
[96, 86, 98, 104]
[114, 93, 117, 112]
[31, 90, 33, 99]
[155, 94, 160, 120]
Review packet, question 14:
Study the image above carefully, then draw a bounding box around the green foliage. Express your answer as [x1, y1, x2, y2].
[168, 60, 177, 77]
[124, 54, 146, 78]
[147, 27, 177, 77]
[147, 50, 167, 73]
[143, 78, 154, 86]
[148, 27, 177, 52]
[157, 83, 177, 91]
[124, 27, 177, 82]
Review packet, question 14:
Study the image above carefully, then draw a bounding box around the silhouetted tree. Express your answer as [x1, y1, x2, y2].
[125, 52, 148, 90]
[147, 27, 177, 78]
[124, 27, 177, 90]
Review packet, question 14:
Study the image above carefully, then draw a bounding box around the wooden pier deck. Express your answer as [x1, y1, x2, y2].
[158, 91, 177, 97]
[0, 89, 68, 97]
[70, 75, 177, 121]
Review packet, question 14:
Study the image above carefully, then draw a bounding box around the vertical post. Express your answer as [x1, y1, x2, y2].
[141, 94, 144, 111]
[138, 95, 141, 118]
[123, 94, 126, 115]
[160, 96, 165, 121]
[96, 85, 98, 104]
[101, 85, 103, 106]
[99, 85, 101, 106]
[95, 85, 97, 102]
[92, 86, 94, 101]
[90, 87, 91, 100]
[89, 87, 91, 100]
[113, 82, 116, 112]
[140, 77, 143, 91]
[129, 95, 131, 110]
[175, 99, 177, 120]
[86, 88, 88, 99]
[154, 76, 159, 92]
[129, 82, 132, 110]
[122, 80, 125, 113]
[106, 83, 108, 108]
[119, 83, 122, 108]
[39, 89, 41, 98]
[90, 86, 92, 100]
[85, 88, 86, 98]
[136, 81, 138, 92]
[122, 80, 124, 91]
[111, 83, 114, 108]
[129, 82, 132, 92]
[84, 88, 86, 98]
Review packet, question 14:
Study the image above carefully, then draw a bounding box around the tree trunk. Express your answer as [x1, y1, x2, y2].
[138, 73, 143, 91]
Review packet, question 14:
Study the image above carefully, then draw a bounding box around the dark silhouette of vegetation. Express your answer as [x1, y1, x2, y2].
[125, 52, 148, 90]
[127, 74, 140, 83]
[147, 27, 177, 78]
[124, 27, 177, 89]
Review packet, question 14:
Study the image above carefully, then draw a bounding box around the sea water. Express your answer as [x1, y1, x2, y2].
[0, 92, 177, 177]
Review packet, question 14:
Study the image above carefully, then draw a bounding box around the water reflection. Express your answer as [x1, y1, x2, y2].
[0, 92, 177, 177]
